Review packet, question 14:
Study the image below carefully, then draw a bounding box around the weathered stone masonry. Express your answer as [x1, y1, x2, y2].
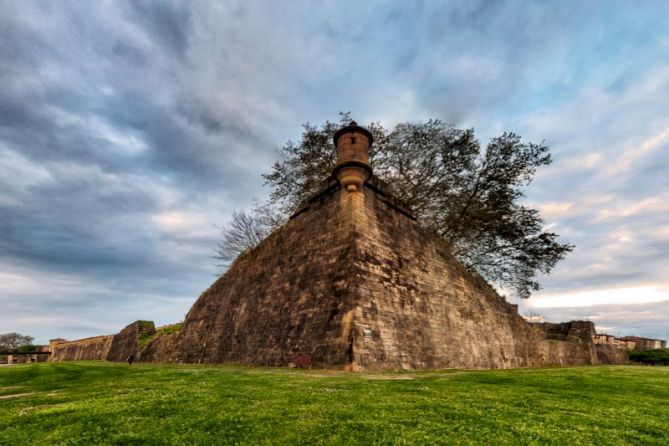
[50, 335, 113, 362]
[52, 122, 631, 369]
[50, 321, 154, 362]
[140, 122, 627, 369]
[142, 181, 359, 366]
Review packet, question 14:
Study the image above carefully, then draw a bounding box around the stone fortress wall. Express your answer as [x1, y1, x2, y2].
[141, 180, 358, 366]
[50, 321, 154, 362]
[49, 335, 114, 362]
[47, 122, 662, 370]
[139, 179, 629, 369]
[137, 122, 632, 369]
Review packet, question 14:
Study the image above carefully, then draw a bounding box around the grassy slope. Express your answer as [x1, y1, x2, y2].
[0, 363, 668, 445]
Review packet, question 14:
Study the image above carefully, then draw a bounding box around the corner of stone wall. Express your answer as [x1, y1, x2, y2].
[595, 344, 628, 364]
[106, 320, 156, 362]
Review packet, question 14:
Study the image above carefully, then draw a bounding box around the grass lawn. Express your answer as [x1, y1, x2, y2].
[1, 363, 668, 445]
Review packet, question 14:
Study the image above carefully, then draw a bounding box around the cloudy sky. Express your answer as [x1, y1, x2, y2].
[1, 1, 668, 344]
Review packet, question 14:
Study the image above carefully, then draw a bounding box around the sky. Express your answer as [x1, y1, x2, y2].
[1, 0, 668, 344]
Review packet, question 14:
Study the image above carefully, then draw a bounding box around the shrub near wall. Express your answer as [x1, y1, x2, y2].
[629, 349, 669, 365]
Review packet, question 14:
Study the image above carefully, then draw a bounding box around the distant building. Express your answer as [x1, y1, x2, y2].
[619, 336, 667, 351]
[614, 338, 636, 351]
[594, 333, 616, 345]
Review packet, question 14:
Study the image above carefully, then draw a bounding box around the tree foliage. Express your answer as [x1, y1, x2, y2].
[0, 332, 34, 350]
[220, 114, 573, 298]
[629, 349, 669, 365]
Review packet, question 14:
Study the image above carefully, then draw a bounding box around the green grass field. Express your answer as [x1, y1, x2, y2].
[1, 363, 668, 445]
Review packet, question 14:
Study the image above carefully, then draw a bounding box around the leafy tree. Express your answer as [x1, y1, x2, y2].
[221, 114, 573, 299]
[629, 349, 669, 365]
[0, 332, 34, 350]
[18, 344, 40, 353]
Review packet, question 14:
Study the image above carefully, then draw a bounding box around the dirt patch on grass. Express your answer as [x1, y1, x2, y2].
[364, 375, 415, 380]
[276, 371, 417, 380]
[433, 371, 468, 379]
[0, 392, 34, 400]
[0, 386, 25, 391]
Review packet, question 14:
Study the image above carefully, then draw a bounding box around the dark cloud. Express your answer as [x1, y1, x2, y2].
[123, 0, 193, 62]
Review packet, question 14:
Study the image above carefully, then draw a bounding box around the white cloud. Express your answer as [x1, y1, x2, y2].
[529, 285, 669, 309]
[0, 146, 52, 195]
[604, 125, 669, 177]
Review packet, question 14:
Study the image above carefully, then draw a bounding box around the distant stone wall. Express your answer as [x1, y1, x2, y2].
[107, 321, 155, 362]
[139, 328, 182, 362]
[50, 321, 153, 362]
[531, 321, 595, 343]
[50, 335, 114, 362]
[595, 344, 629, 364]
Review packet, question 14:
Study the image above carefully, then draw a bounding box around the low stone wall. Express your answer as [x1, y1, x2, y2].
[50, 321, 154, 362]
[596, 344, 629, 364]
[140, 329, 182, 363]
[107, 321, 155, 362]
[531, 321, 596, 343]
[50, 335, 114, 361]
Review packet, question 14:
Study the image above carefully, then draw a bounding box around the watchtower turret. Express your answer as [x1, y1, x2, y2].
[332, 121, 373, 192]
